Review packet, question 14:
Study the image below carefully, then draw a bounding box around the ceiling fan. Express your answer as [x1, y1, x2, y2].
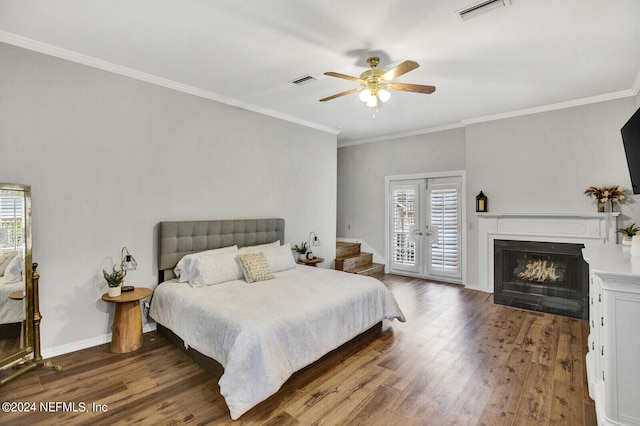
[320, 57, 436, 115]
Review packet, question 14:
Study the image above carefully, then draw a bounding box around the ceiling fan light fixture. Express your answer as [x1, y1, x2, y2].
[378, 89, 391, 103]
[320, 56, 435, 117]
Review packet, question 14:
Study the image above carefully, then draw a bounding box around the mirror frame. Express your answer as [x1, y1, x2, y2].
[0, 183, 33, 368]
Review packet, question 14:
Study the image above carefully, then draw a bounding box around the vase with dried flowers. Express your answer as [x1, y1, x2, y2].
[584, 185, 626, 212]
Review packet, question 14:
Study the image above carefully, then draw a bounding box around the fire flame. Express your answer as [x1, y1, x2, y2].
[518, 260, 559, 282]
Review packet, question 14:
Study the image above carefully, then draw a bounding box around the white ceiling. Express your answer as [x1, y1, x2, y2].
[1, 0, 640, 144]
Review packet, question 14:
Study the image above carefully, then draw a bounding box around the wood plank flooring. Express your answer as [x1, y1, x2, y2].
[0, 274, 596, 425]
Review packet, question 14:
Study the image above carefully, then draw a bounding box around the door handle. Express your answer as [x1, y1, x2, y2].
[424, 226, 438, 243]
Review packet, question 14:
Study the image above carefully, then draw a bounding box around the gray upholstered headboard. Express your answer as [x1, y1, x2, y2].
[158, 218, 285, 282]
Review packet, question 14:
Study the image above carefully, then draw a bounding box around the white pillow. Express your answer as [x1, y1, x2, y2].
[174, 245, 238, 282]
[189, 250, 244, 287]
[238, 240, 280, 253]
[3, 252, 22, 283]
[0, 251, 18, 276]
[261, 243, 297, 273]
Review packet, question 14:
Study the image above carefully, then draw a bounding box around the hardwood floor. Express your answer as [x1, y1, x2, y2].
[0, 274, 596, 425]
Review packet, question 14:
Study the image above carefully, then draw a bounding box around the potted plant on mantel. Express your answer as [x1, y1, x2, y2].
[618, 223, 640, 245]
[103, 266, 126, 297]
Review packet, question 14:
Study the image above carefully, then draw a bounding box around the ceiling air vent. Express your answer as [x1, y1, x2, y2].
[457, 0, 510, 21]
[290, 75, 316, 85]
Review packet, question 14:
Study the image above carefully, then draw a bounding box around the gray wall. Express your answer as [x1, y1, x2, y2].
[337, 128, 466, 257]
[0, 42, 338, 356]
[465, 98, 639, 287]
[337, 96, 640, 289]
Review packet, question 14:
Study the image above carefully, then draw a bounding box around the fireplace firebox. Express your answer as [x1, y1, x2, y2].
[494, 240, 588, 319]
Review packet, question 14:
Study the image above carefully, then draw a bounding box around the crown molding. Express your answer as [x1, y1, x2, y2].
[340, 87, 639, 147]
[3, 31, 636, 145]
[337, 122, 465, 148]
[0, 31, 340, 136]
[633, 69, 640, 95]
[462, 88, 638, 126]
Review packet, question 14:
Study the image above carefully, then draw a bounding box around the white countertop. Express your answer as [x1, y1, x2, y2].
[582, 243, 640, 278]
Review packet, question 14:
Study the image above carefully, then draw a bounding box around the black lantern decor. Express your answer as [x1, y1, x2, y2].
[476, 191, 488, 212]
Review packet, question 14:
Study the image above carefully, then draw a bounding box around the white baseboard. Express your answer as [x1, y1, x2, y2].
[42, 322, 157, 359]
[463, 283, 492, 293]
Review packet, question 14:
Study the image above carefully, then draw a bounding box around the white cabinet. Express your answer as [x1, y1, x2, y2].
[586, 272, 603, 399]
[582, 245, 640, 426]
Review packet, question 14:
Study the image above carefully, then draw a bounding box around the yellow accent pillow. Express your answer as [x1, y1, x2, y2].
[236, 252, 275, 283]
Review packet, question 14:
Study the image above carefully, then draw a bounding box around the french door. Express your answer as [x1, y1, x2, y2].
[387, 175, 463, 282]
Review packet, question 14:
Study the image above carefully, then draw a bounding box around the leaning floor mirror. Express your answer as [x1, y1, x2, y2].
[0, 183, 58, 385]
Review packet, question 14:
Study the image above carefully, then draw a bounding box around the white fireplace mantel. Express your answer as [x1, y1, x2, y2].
[475, 212, 619, 293]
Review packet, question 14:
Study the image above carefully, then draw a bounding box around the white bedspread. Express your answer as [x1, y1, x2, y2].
[150, 265, 405, 419]
[0, 279, 25, 324]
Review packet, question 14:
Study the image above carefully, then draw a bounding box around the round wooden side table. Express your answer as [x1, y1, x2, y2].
[298, 257, 324, 267]
[8, 290, 24, 300]
[102, 287, 152, 353]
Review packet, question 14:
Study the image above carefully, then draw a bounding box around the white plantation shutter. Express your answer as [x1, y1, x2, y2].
[428, 181, 461, 278]
[392, 186, 416, 266]
[387, 175, 462, 282]
[389, 180, 424, 274]
[0, 192, 24, 250]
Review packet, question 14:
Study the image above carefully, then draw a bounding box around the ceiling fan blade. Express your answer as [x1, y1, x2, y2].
[324, 72, 362, 83]
[383, 60, 419, 81]
[319, 88, 363, 102]
[387, 83, 436, 94]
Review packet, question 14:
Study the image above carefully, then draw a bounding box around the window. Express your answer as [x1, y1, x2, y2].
[429, 184, 460, 277]
[0, 191, 24, 251]
[386, 173, 463, 283]
[392, 186, 417, 266]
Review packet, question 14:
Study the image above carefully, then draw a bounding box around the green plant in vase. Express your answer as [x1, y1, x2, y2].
[617, 223, 640, 245]
[103, 266, 126, 297]
[293, 242, 308, 260]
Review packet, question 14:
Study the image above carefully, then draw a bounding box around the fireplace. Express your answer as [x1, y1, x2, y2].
[494, 239, 589, 319]
[474, 212, 618, 297]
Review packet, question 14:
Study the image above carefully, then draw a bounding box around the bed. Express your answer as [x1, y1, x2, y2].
[0, 251, 25, 324]
[149, 219, 405, 420]
[0, 279, 25, 324]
